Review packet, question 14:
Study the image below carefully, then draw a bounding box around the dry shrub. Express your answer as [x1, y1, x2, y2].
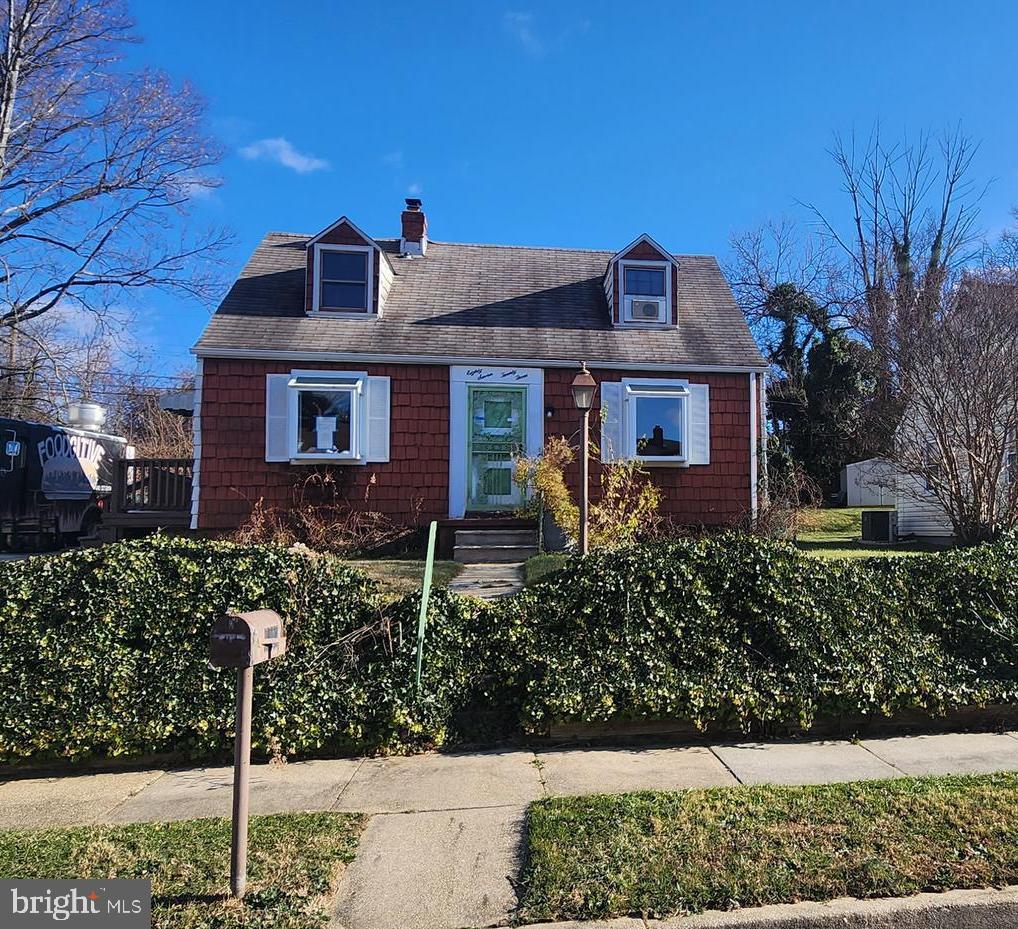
[234, 470, 421, 556]
[515, 437, 662, 551]
[515, 436, 578, 536]
[753, 463, 822, 540]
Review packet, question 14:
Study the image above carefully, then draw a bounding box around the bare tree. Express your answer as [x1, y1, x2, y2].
[103, 371, 194, 457]
[806, 127, 985, 451]
[0, 0, 228, 406]
[727, 218, 848, 364]
[0, 306, 129, 418]
[894, 272, 1018, 543]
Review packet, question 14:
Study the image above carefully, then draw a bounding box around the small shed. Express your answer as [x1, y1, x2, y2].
[841, 457, 895, 507]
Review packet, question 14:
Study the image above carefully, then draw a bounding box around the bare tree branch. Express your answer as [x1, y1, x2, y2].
[0, 0, 230, 409]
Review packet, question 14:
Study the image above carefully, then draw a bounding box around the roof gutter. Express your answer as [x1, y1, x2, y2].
[190, 345, 769, 374]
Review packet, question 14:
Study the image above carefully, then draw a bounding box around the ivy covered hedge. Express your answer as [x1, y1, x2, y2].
[505, 534, 1018, 732]
[1, 532, 1017, 765]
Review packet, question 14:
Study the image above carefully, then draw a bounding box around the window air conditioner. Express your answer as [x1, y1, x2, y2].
[630, 298, 664, 322]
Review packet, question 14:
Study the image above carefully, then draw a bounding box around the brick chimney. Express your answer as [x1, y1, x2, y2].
[400, 198, 427, 256]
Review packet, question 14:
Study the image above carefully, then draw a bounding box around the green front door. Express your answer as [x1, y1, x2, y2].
[467, 386, 526, 510]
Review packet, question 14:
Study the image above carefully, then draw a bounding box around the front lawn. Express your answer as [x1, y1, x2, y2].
[0, 812, 364, 928]
[524, 552, 570, 584]
[520, 773, 1018, 923]
[347, 558, 463, 598]
[794, 507, 934, 559]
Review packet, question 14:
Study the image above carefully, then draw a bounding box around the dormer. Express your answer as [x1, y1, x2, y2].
[603, 234, 679, 328]
[305, 216, 393, 317]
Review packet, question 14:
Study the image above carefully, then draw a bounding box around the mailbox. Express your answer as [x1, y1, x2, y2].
[210, 609, 286, 668]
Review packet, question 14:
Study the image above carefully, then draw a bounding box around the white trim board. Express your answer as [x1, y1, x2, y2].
[192, 346, 768, 374]
[448, 365, 544, 518]
[749, 371, 758, 523]
[306, 215, 378, 248]
[189, 358, 204, 530]
[610, 233, 677, 265]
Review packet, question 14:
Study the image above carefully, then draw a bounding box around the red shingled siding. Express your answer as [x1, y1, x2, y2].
[198, 359, 448, 530]
[197, 361, 752, 530]
[543, 368, 752, 524]
[304, 220, 381, 314]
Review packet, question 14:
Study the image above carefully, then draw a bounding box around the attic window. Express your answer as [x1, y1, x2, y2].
[620, 261, 671, 325]
[316, 246, 372, 313]
[624, 267, 665, 297]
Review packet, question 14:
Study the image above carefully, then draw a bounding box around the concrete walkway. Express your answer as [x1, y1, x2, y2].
[448, 562, 525, 598]
[2, 732, 1017, 929]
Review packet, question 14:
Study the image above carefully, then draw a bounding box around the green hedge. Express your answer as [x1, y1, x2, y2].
[503, 533, 1018, 733]
[2, 532, 1017, 765]
[0, 537, 443, 762]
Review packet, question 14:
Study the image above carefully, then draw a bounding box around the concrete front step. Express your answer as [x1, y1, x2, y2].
[455, 529, 537, 547]
[454, 544, 538, 563]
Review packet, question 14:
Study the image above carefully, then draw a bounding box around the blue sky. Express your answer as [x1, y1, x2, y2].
[127, 0, 1018, 374]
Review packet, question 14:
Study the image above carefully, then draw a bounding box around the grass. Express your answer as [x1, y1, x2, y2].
[519, 773, 1018, 923]
[522, 511, 937, 575]
[347, 558, 463, 599]
[793, 507, 935, 559]
[0, 812, 365, 928]
[524, 552, 571, 585]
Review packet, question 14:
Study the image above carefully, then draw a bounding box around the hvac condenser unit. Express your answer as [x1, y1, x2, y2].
[861, 509, 898, 544]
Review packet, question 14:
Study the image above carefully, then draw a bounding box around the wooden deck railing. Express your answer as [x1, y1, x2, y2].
[111, 458, 194, 514]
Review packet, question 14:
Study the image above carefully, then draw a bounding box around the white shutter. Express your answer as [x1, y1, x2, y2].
[265, 374, 291, 462]
[688, 383, 710, 465]
[599, 380, 624, 462]
[365, 376, 391, 462]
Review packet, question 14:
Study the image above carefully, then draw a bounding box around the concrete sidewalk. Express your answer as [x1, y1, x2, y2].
[2, 731, 1017, 929]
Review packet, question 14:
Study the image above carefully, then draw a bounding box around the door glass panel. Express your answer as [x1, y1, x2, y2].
[467, 387, 526, 509]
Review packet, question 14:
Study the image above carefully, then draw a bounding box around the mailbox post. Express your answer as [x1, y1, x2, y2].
[210, 609, 286, 899]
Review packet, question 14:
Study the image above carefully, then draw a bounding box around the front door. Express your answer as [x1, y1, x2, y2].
[467, 386, 526, 510]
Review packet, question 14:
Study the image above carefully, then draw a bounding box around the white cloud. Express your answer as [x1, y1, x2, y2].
[503, 11, 544, 56]
[173, 172, 219, 201]
[239, 137, 329, 174]
[407, 182, 422, 195]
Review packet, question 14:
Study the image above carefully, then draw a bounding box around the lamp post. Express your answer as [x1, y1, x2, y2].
[570, 363, 596, 555]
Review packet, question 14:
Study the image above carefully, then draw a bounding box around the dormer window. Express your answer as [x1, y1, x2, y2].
[605, 234, 677, 328]
[620, 260, 671, 325]
[312, 244, 374, 314]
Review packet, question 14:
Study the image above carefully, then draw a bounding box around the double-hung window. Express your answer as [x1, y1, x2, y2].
[289, 374, 363, 460]
[621, 262, 671, 325]
[625, 381, 689, 463]
[316, 246, 371, 313]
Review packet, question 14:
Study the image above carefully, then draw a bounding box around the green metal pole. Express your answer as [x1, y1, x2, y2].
[415, 520, 438, 690]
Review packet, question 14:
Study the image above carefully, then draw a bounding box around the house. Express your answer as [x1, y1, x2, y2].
[841, 458, 895, 508]
[896, 475, 954, 540]
[190, 199, 767, 545]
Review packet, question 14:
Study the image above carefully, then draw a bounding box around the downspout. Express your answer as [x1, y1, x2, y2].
[759, 373, 768, 506]
[749, 372, 758, 524]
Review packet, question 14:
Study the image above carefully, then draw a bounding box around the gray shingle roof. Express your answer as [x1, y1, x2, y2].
[193, 233, 765, 368]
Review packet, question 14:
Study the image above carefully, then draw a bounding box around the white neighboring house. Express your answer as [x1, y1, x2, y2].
[841, 458, 895, 507]
[896, 471, 955, 541]
[895, 449, 1018, 542]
